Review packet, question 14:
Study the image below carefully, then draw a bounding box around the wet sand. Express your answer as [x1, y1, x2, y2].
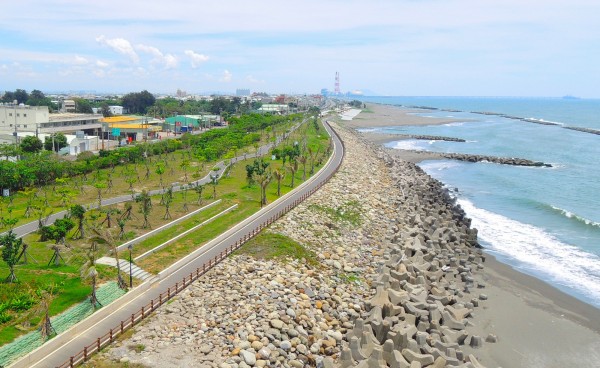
[334, 103, 600, 367]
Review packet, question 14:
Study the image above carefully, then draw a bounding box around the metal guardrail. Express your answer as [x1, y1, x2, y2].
[55, 121, 345, 368]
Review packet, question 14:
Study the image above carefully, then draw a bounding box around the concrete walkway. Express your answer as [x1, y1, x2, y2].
[96, 257, 156, 283]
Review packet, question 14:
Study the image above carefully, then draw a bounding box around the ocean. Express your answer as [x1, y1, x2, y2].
[359, 96, 600, 308]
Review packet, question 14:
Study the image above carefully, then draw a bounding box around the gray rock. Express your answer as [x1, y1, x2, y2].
[239, 349, 256, 366]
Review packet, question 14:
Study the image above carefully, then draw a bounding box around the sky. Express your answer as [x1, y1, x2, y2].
[1, 0, 599, 97]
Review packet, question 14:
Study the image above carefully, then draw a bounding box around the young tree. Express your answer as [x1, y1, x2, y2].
[194, 183, 205, 205]
[180, 158, 190, 182]
[70, 204, 86, 239]
[117, 218, 127, 240]
[163, 187, 173, 220]
[20, 136, 43, 153]
[47, 244, 67, 266]
[136, 190, 152, 229]
[80, 249, 101, 308]
[181, 184, 189, 212]
[155, 163, 165, 188]
[1, 230, 22, 282]
[93, 181, 107, 209]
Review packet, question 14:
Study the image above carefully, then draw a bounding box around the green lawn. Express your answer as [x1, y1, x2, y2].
[0, 115, 331, 346]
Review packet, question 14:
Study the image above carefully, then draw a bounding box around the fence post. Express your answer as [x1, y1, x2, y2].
[159, 293, 163, 305]
[168, 288, 171, 299]
[175, 282, 178, 292]
[151, 299, 154, 311]
[83, 347, 87, 361]
[70, 356, 74, 367]
[131, 314, 135, 326]
[142, 306, 145, 319]
[97, 338, 101, 352]
[121, 320, 124, 334]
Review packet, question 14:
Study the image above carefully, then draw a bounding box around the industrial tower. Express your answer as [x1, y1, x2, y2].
[334, 72, 340, 95]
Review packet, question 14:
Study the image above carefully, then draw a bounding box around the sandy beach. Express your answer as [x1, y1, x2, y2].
[335, 103, 600, 367]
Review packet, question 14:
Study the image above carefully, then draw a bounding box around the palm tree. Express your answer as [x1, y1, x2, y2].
[36, 289, 56, 340]
[298, 155, 307, 181]
[80, 249, 101, 308]
[287, 158, 299, 188]
[256, 170, 272, 207]
[273, 169, 285, 197]
[91, 228, 128, 290]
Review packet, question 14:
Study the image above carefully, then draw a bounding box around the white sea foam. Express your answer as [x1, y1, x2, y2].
[391, 140, 427, 151]
[458, 199, 600, 306]
[443, 122, 465, 127]
[526, 117, 565, 126]
[357, 128, 378, 133]
[420, 161, 462, 171]
[551, 206, 600, 228]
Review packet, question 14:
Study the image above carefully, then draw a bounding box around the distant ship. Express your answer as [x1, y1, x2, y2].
[562, 95, 581, 100]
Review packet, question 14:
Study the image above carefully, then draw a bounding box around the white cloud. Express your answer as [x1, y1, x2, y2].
[136, 44, 162, 58]
[136, 43, 178, 69]
[246, 75, 264, 84]
[73, 55, 89, 65]
[163, 54, 178, 69]
[184, 50, 209, 68]
[96, 60, 109, 68]
[96, 35, 139, 63]
[219, 69, 232, 82]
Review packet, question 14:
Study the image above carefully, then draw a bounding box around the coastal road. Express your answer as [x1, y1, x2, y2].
[12, 120, 344, 368]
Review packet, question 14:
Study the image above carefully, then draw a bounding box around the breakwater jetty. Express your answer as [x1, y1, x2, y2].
[564, 126, 600, 135]
[401, 104, 599, 137]
[399, 134, 466, 143]
[397, 149, 552, 168]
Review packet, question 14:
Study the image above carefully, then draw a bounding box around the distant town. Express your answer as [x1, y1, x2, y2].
[0, 88, 332, 157]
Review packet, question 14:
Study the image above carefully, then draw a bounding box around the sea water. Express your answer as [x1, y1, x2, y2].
[359, 96, 600, 308]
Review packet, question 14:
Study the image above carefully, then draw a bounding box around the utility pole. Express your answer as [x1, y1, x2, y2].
[13, 102, 18, 151]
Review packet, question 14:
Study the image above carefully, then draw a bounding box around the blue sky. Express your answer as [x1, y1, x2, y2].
[1, 0, 599, 97]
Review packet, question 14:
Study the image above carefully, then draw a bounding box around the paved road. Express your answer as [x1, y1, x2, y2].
[11, 120, 344, 368]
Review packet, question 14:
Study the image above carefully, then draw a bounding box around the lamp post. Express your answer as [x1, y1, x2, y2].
[128, 244, 133, 288]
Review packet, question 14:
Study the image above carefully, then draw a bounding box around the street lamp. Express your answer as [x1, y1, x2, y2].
[128, 244, 133, 288]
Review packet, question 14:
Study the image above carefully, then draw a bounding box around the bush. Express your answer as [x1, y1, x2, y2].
[9, 295, 34, 312]
[0, 312, 12, 324]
